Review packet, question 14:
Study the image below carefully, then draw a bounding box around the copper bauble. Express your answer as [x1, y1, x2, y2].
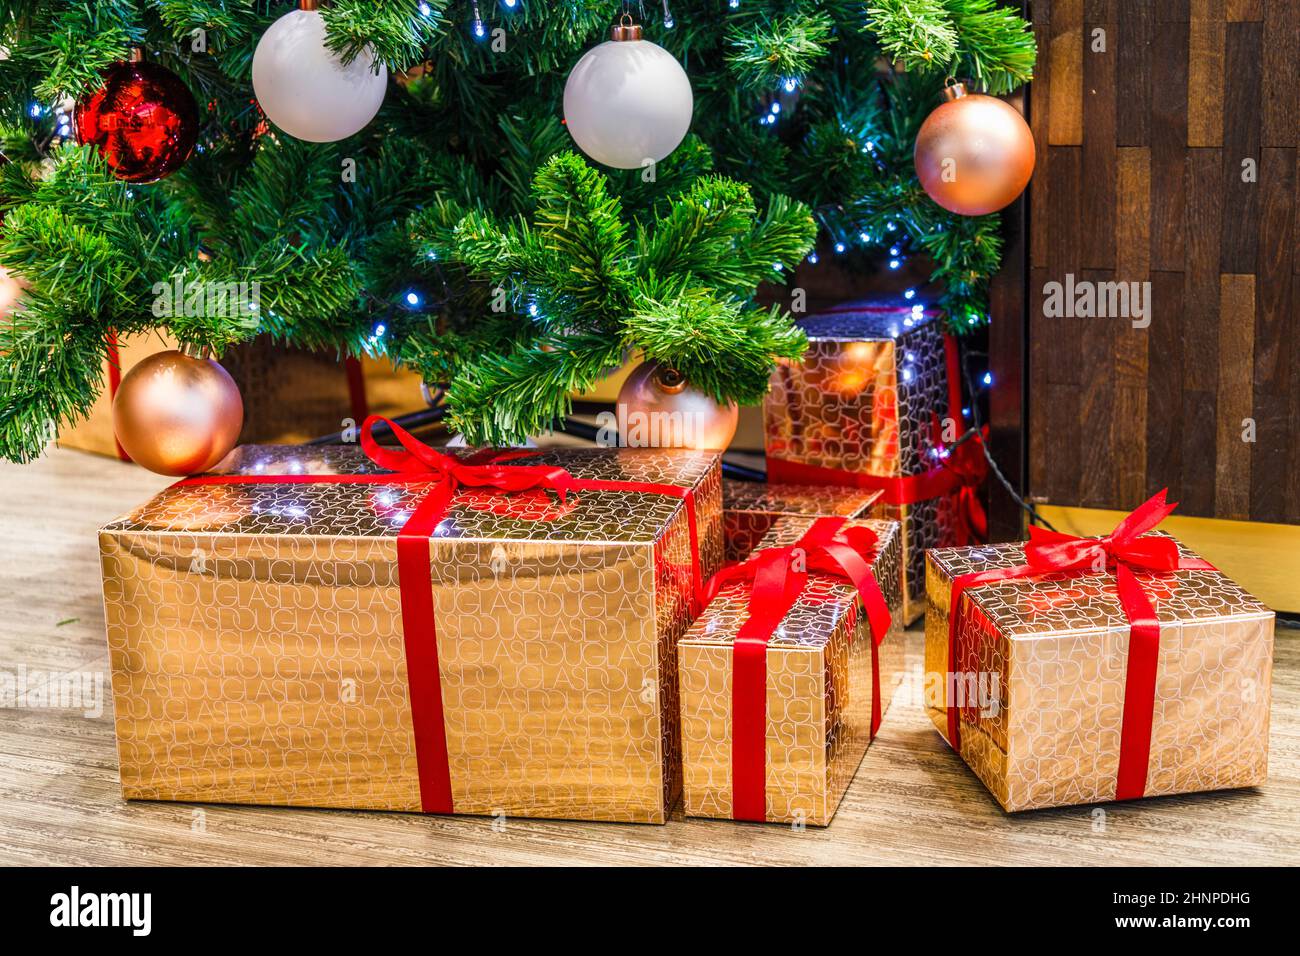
[913, 84, 1034, 216]
[0, 266, 24, 316]
[615, 361, 738, 450]
[112, 350, 244, 476]
[74, 54, 199, 183]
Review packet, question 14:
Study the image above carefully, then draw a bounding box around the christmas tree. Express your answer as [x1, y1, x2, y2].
[0, 0, 1034, 460]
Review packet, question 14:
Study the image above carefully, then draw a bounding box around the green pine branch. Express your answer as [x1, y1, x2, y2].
[321, 0, 449, 72]
[868, 0, 1035, 94]
[624, 290, 807, 405]
[0, 0, 1036, 456]
[445, 330, 626, 446]
[439, 152, 815, 443]
[725, 11, 836, 92]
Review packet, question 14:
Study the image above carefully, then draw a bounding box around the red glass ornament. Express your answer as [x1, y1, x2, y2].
[74, 58, 199, 183]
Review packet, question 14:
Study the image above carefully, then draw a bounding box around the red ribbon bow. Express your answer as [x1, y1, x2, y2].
[359, 414, 577, 513]
[175, 414, 708, 814]
[703, 516, 892, 822]
[1022, 491, 1180, 574]
[944, 490, 1214, 801]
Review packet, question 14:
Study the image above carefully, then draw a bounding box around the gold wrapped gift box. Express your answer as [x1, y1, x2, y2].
[100, 443, 724, 823]
[679, 515, 904, 826]
[763, 303, 968, 624]
[925, 537, 1274, 812]
[721, 479, 881, 564]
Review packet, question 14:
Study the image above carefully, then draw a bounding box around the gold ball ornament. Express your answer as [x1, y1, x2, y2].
[913, 83, 1035, 216]
[615, 361, 738, 450]
[112, 349, 244, 476]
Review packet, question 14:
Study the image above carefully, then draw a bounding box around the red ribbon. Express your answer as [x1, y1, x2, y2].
[105, 330, 131, 462]
[943, 490, 1215, 800]
[174, 415, 708, 814]
[701, 516, 892, 822]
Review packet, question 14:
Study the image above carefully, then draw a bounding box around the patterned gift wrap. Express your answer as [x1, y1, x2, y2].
[763, 302, 972, 624]
[679, 515, 904, 826]
[721, 479, 881, 564]
[925, 535, 1274, 812]
[99, 441, 724, 823]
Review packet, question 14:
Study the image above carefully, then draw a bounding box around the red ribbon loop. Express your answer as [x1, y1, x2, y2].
[706, 516, 893, 821]
[1023, 489, 1180, 574]
[359, 415, 574, 500]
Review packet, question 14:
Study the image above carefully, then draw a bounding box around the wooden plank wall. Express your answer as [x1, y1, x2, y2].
[1027, 0, 1299, 520]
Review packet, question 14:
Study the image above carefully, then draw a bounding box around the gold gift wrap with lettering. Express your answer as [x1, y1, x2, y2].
[721, 479, 882, 564]
[924, 539, 1274, 812]
[763, 305, 960, 623]
[679, 515, 904, 826]
[99, 444, 723, 823]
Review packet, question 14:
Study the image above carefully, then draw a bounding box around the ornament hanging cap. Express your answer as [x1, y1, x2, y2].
[127, 46, 144, 63]
[653, 366, 688, 394]
[298, 0, 320, 10]
[611, 13, 643, 42]
[942, 78, 968, 102]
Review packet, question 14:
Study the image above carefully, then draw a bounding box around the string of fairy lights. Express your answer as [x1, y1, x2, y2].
[397, 1, 995, 393]
[15, 0, 999, 399]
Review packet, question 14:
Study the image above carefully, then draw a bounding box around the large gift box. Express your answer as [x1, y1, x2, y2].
[925, 492, 1274, 812]
[60, 332, 424, 459]
[721, 479, 880, 563]
[763, 301, 987, 623]
[679, 514, 904, 826]
[99, 420, 723, 823]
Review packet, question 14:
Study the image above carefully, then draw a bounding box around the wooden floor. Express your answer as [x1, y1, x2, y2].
[1, 448, 1297, 866]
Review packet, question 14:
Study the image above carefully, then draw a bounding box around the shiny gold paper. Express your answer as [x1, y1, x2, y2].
[100, 443, 724, 823]
[925, 538, 1274, 811]
[679, 515, 904, 826]
[721, 479, 882, 563]
[763, 306, 959, 623]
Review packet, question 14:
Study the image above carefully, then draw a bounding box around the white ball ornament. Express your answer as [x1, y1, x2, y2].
[252, 1, 387, 143]
[563, 18, 693, 170]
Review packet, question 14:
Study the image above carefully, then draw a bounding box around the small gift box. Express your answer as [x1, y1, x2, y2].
[925, 491, 1274, 812]
[99, 418, 724, 823]
[763, 300, 987, 623]
[679, 514, 904, 826]
[721, 479, 881, 564]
